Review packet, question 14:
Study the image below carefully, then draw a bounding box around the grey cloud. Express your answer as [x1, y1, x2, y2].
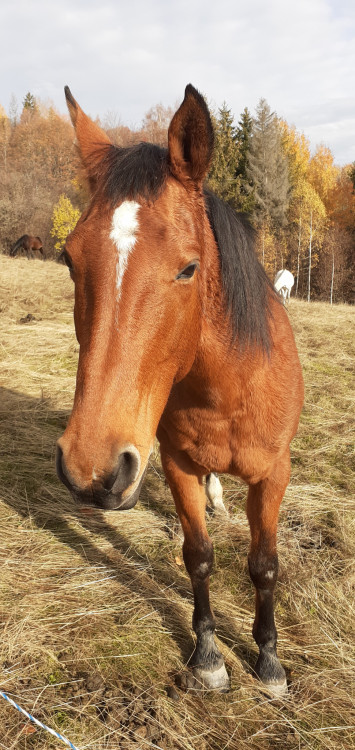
[1, 0, 354, 163]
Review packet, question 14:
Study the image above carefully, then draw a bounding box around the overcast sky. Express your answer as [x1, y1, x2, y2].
[1, 0, 354, 165]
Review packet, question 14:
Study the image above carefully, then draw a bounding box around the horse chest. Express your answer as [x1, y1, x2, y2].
[160, 405, 230, 470]
[160, 391, 271, 481]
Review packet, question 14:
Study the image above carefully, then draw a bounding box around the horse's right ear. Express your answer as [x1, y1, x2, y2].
[168, 85, 214, 188]
[65, 86, 112, 190]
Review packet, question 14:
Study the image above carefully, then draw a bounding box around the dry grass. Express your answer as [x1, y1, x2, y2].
[0, 254, 354, 750]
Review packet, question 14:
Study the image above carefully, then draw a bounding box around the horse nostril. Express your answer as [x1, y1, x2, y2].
[102, 473, 115, 492]
[107, 446, 141, 494]
[56, 443, 141, 498]
[56, 443, 75, 491]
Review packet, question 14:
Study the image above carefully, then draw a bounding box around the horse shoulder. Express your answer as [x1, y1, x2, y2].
[160, 302, 303, 480]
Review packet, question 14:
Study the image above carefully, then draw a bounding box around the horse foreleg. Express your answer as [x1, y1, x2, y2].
[247, 450, 290, 696]
[161, 449, 230, 691]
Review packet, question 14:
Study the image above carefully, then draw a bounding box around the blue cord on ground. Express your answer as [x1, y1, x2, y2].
[0, 689, 80, 749]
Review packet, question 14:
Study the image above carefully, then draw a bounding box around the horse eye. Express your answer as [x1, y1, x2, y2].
[61, 250, 74, 273]
[176, 262, 199, 281]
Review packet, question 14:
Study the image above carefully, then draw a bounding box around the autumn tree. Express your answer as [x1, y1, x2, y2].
[280, 121, 317, 294]
[314, 165, 355, 302]
[290, 179, 326, 299]
[0, 105, 11, 175]
[279, 120, 310, 187]
[314, 225, 353, 303]
[349, 162, 355, 192]
[140, 103, 174, 147]
[9, 104, 76, 186]
[0, 101, 81, 255]
[307, 145, 338, 213]
[327, 165, 355, 228]
[103, 111, 136, 147]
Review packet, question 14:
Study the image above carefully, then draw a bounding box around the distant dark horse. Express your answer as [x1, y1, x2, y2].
[10, 235, 44, 259]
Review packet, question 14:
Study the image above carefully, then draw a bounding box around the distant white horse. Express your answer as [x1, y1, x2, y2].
[274, 269, 294, 304]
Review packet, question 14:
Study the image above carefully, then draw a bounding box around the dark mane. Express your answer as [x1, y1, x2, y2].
[98, 143, 275, 353]
[99, 143, 169, 204]
[204, 189, 276, 353]
[12, 235, 27, 249]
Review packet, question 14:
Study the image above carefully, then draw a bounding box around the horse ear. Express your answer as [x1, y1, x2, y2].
[168, 84, 214, 187]
[64, 86, 112, 190]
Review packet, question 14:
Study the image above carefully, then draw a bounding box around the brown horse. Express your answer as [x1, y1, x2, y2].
[56, 84, 304, 696]
[10, 235, 44, 258]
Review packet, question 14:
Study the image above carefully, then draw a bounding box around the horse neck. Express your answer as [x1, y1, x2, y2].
[198, 217, 224, 327]
[13, 236, 25, 250]
[190, 219, 241, 381]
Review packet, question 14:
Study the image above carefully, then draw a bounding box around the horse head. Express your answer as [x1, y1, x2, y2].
[56, 85, 214, 511]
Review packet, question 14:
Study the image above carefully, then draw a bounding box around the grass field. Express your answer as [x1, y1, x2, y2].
[0, 254, 354, 750]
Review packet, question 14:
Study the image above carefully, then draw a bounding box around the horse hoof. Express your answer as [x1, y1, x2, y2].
[254, 651, 287, 698]
[175, 663, 230, 692]
[262, 678, 288, 699]
[192, 663, 230, 692]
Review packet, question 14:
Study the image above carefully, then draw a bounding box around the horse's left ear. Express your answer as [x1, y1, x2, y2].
[168, 85, 214, 187]
[64, 86, 112, 190]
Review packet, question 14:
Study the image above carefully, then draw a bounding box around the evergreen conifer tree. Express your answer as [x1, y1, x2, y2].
[22, 92, 37, 114]
[247, 99, 289, 230]
[235, 107, 254, 212]
[208, 104, 240, 208]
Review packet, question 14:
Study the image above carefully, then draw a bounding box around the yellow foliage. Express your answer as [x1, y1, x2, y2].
[255, 220, 276, 273]
[0, 107, 11, 149]
[292, 178, 327, 228]
[50, 194, 80, 251]
[330, 166, 355, 228]
[279, 120, 311, 185]
[290, 179, 327, 270]
[307, 145, 338, 211]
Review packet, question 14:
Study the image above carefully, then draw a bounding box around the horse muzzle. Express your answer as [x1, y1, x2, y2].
[56, 443, 145, 511]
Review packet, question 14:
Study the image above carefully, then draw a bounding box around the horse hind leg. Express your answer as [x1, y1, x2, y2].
[205, 473, 228, 516]
[161, 449, 230, 691]
[247, 450, 291, 696]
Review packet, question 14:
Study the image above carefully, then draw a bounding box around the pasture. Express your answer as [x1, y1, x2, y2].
[0, 253, 354, 749]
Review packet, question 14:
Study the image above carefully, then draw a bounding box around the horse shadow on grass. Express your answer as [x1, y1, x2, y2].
[0, 387, 257, 680]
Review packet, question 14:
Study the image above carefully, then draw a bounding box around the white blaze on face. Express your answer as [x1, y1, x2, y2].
[110, 201, 140, 302]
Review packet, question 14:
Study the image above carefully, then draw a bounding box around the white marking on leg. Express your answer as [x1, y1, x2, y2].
[193, 663, 230, 691]
[265, 570, 275, 580]
[196, 562, 209, 577]
[263, 678, 288, 697]
[110, 201, 140, 302]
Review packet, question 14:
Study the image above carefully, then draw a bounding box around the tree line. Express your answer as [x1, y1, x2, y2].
[0, 92, 354, 303]
[209, 100, 354, 304]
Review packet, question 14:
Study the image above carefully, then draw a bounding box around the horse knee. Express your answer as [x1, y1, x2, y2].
[183, 536, 214, 580]
[248, 551, 278, 591]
